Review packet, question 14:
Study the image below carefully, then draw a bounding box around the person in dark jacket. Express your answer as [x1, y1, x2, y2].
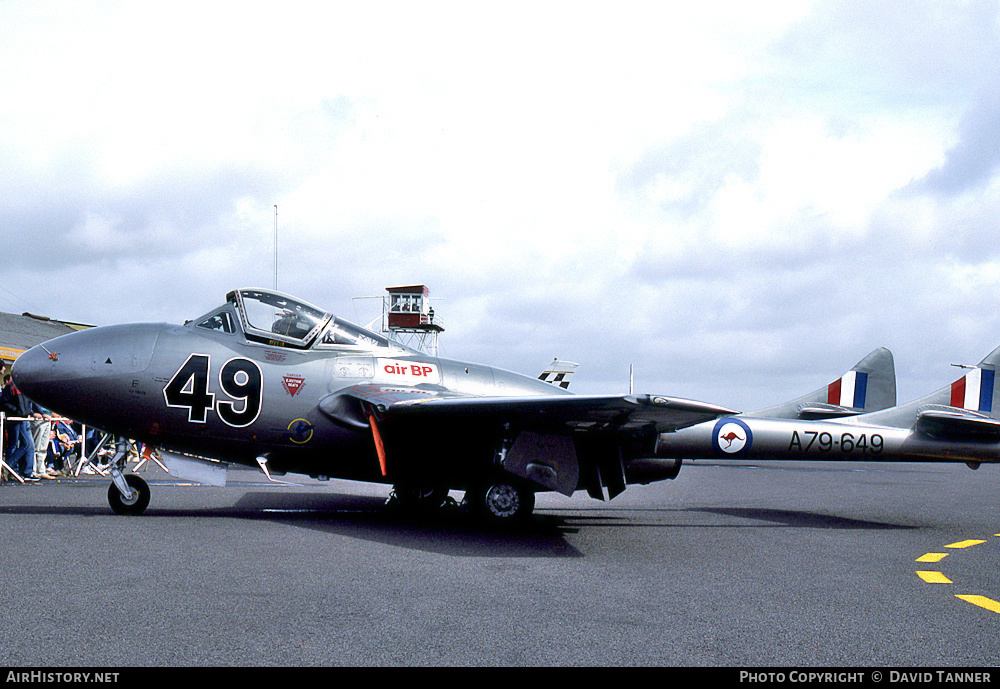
[1, 374, 37, 479]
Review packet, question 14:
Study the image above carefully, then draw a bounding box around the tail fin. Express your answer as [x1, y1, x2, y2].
[538, 359, 579, 390]
[750, 347, 896, 419]
[859, 343, 1000, 431]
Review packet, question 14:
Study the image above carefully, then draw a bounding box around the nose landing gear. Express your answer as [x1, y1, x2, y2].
[108, 473, 150, 516]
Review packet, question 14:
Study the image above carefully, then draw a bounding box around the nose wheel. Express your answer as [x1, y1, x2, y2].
[108, 474, 150, 516]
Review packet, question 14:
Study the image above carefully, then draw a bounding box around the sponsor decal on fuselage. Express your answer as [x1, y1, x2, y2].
[374, 358, 440, 385]
[282, 374, 306, 397]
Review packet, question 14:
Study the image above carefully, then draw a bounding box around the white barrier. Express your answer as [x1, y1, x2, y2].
[1, 412, 164, 483]
[0, 412, 91, 483]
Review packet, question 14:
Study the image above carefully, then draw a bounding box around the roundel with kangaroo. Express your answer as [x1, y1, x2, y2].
[711, 417, 753, 456]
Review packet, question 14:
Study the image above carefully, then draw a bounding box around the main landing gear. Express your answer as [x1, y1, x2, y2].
[466, 478, 535, 525]
[388, 475, 536, 525]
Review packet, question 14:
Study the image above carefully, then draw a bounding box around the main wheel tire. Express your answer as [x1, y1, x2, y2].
[475, 480, 535, 524]
[108, 474, 150, 516]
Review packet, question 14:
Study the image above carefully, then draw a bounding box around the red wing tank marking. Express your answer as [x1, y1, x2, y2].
[367, 410, 388, 477]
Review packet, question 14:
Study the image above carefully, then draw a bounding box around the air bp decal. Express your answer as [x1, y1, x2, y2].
[374, 358, 441, 385]
[711, 418, 753, 456]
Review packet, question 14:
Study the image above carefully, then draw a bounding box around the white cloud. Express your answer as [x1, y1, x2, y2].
[2, 0, 1000, 411]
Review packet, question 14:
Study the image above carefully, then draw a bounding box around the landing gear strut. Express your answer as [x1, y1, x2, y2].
[92, 435, 151, 516]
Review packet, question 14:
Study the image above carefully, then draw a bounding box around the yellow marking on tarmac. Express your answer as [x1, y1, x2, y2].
[945, 540, 986, 549]
[916, 571, 953, 584]
[916, 553, 948, 563]
[956, 595, 1000, 614]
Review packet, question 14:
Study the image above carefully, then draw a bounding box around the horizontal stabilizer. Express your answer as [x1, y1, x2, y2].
[915, 406, 1000, 440]
[860, 344, 1000, 429]
[797, 403, 869, 420]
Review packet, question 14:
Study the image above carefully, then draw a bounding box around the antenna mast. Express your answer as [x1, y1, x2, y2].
[273, 205, 278, 291]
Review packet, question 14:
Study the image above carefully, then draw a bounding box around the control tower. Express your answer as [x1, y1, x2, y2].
[383, 285, 443, 356]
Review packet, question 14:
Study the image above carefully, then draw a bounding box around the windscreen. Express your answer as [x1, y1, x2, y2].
[233, 290, 329, 345]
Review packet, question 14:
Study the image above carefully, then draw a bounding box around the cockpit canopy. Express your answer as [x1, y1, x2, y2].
[191, 289, 392, 351]
[232, 289, 328, 344]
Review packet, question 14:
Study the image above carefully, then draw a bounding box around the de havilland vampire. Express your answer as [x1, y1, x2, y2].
[12, 288, 745, 521]
[10, 288, 993, 522]
[656, 344, 1000, 471]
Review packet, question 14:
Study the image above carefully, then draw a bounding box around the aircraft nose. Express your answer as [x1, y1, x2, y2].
[10, 343, 53, 394]
[12, 333, 97, 414]
[11, 324, 160, 419]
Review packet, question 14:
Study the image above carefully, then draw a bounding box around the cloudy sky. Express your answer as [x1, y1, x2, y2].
[2, 0, 999, 410]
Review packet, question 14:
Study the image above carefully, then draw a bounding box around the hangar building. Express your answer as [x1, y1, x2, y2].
[0, 311, 92, 367]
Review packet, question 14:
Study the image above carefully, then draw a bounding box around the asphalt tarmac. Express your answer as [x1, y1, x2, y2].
[1, 458, 998, 668]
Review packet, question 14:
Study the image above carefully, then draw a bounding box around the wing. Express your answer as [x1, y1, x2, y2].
[318, 383, 468, 429]
[319, 384, 736, 431]
[321, 383, 735, 431]
[385, 392, 738, 431]
[537, 359, 579, 390]
[319, 383, 737, 498]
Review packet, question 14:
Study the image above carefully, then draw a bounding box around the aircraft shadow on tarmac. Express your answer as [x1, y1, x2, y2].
[230, 491, 589, 558]
[0, 485, 912, 556]
[0, 489, 584, 557]
[687, 507, 914, 530]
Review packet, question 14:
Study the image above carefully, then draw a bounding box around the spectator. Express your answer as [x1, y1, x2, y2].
[48, 420, 80, 475]
[1, 374, 36, 480]
[30, 403, 56, 479]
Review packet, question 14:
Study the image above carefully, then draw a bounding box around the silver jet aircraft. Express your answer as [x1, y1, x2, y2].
[13, 288, 747, 522]
[8, 289, 916, 522]
[656, 345, 1000, 471]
